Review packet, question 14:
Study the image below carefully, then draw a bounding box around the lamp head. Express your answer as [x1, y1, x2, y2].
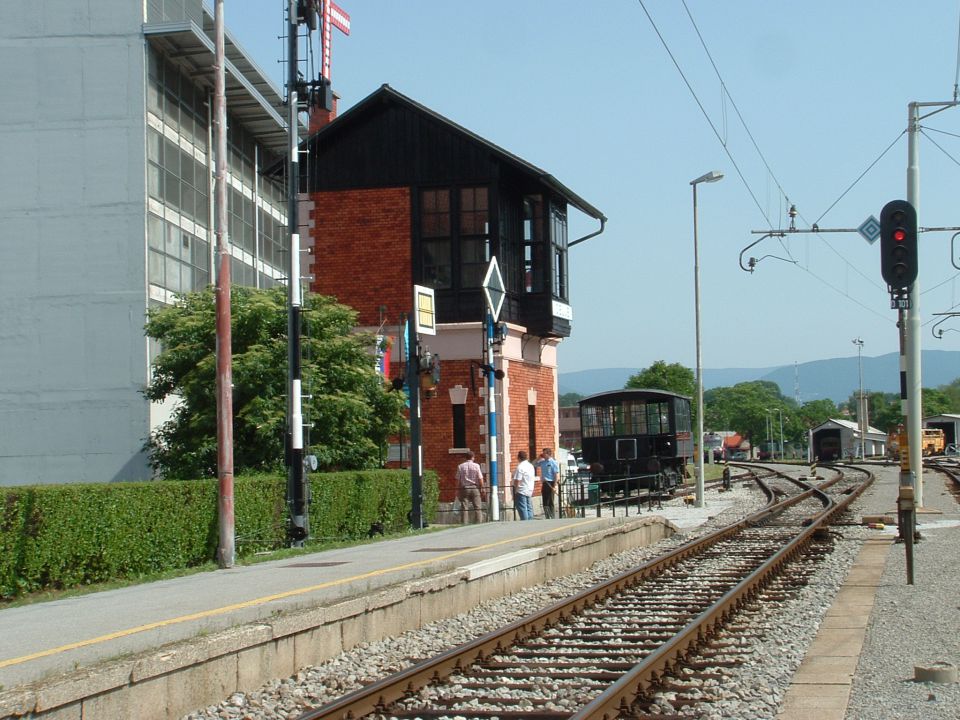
[691, 170, 724, 186]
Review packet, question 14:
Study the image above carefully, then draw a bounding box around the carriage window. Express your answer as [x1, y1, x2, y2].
[616, 438, 637, 461]
[674, 398, 691, 433]
[581, 404, 613, 438]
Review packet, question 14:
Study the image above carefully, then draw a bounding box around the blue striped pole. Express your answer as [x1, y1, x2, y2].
[486, 312, 500, 521]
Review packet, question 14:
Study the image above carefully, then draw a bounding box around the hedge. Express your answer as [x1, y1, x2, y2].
[0, 469, 438, 600]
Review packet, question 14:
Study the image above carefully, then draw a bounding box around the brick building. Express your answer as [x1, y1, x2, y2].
[301, 85, 604, 514]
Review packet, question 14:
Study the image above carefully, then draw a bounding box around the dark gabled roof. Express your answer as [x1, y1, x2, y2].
[304, 84, 606, 222]
[579, 388, 693, 404]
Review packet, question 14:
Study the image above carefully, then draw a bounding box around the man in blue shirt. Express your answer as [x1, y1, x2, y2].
[537, 448, 560, 519]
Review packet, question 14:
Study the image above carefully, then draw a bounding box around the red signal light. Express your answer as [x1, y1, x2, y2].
[893, 229, 906, 242]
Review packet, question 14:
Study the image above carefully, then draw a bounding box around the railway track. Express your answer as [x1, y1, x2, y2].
[297, 466, 872, 720]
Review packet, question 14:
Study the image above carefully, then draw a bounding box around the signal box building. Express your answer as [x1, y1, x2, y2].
[301, 85, 605, 513]
[0, 1, 291, 484]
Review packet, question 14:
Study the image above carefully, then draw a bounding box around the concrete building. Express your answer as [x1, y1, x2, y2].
[0, 1, 289, 484]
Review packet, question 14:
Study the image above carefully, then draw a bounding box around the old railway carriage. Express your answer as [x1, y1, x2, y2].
[578, 389, 693, 492]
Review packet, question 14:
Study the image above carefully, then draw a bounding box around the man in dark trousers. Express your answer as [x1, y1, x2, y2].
[455, 451, 485, 524]
[536, 448, 560, 519]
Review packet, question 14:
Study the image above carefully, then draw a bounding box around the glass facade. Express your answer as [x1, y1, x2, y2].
[146, 46, 287, 305]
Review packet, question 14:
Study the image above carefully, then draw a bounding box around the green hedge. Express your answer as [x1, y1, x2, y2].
[0, 469, 438, 600]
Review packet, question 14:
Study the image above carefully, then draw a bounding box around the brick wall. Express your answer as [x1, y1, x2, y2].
[505, 361, 558, 499]
[308, 187, 411, 327]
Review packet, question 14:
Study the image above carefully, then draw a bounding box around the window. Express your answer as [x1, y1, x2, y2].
[459, 187, 489, 288]
[523, 195, 544, 293]
[528, 404, 537, 459]
[452, 405, 466, 449]
[551, 206, 568, 300]
[421, 189, 452, 289]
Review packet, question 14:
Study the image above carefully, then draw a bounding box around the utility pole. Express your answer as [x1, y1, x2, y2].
[213, 0, 234, 568]
[853, 337, 865, 460]
[906, 102, 922, 506]
[285, 0, 308, 545]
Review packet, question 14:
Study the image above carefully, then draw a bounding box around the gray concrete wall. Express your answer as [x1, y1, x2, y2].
[0, 1, 152, 484]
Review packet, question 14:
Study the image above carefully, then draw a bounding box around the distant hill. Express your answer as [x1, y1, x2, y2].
[558, 350, 960, 404]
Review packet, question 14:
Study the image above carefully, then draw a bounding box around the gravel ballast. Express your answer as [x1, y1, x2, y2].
[182, 464, 960, 720]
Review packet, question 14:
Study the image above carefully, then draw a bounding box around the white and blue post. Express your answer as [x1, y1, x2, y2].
[486, 311, 500, 521]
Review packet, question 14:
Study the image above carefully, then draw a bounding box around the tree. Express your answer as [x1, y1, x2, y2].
[559, 392, 584, 407]
[145, 286, 407, 478]
[626, 361, 695, 397]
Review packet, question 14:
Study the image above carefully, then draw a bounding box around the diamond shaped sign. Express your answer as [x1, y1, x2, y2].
[482, 256, 505, 322]
[858, 215, 881, 244]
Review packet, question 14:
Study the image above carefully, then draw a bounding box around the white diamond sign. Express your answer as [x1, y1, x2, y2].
[858, 215, 881, 244]
[482, 256, 505, 322]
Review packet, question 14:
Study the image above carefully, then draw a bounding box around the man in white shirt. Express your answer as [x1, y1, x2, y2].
[513, 450, 536, 520]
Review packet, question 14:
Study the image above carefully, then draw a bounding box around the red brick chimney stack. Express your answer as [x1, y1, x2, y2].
[309, 92, 339, 135]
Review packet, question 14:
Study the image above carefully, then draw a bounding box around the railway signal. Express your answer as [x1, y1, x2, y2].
[880, 199, 918, 288]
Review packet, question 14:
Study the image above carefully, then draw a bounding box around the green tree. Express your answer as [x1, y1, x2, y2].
[626, 361, 695, 397]
[704, 381, 790, 448]
[145, 286, 406, 478]
[559, 392, 584, 407]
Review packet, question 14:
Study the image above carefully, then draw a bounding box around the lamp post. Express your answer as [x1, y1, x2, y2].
[691, 170, 724, 508]
[853, 337, 865, 459]
[777, 408, 784, 459]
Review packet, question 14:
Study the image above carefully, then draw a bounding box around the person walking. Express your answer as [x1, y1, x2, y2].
[455, 451, 486, 524]
[536, 448, 560, 519]
[513, 450, 536, 520]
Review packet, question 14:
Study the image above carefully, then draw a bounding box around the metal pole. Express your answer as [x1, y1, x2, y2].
[286, 0, 308, 544]
[906, 102, 923, 506]
[486, 312, 500, 521]
[407, 301, 423, 529]
[689, 170, 722, 507]
[213, 0, 234, 568]
[692, 182, 705, 507]
[854, 337, 865, 460]
[778, 408, 784, 459]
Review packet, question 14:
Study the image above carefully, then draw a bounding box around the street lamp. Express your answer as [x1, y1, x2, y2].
[853, 337, 865, 459]
[777, 408, 784, 459]
[691, 170, 724, 508]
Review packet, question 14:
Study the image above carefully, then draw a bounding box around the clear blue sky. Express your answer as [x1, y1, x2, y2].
[228, 0, 960, 379]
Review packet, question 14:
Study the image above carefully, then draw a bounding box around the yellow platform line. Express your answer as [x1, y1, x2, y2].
[0, 519, 602, 670]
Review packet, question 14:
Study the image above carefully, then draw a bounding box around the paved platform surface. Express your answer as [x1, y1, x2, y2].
[1, 505, 706, 693]
[779, 463, 960, 720]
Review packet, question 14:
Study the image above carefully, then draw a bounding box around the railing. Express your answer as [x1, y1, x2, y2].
[561, 471, 664, 518]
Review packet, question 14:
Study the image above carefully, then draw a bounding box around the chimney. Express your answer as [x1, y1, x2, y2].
[309, 91, 339, 135]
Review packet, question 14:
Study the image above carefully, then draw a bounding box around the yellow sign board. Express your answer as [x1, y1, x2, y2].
[413, 285, 436, 336]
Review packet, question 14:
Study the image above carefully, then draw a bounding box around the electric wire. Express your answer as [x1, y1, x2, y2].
[636, 0, 774, 228]
[812, 130, 906, 227]
[924, 125, 960, 140]
[681, 0, 793, 226]
[920, 127, 960, 168]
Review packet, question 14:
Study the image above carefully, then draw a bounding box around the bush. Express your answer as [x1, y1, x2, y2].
[0, 469, 438, 600]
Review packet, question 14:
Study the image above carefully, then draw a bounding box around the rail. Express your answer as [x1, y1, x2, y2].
[298, 465, 872, 720]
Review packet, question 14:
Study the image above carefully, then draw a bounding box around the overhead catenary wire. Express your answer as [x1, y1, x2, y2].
[636, 0, 775, 228]
[681, 0, 793, 226]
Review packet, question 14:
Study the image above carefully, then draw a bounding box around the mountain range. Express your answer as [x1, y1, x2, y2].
[558, 350, 960, 404]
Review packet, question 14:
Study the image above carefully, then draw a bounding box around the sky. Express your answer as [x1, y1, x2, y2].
[226, 0, 960, 376]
